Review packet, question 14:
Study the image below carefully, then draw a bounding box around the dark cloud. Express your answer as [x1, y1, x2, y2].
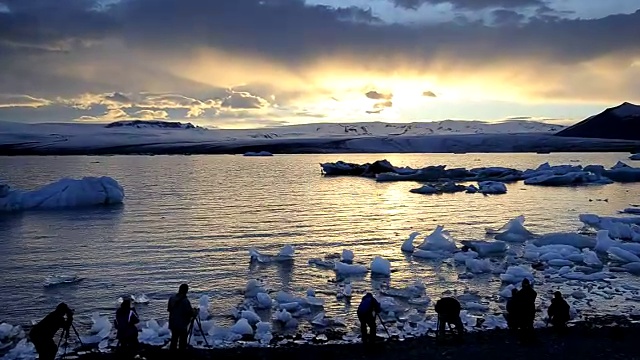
[389, 0, 543, 10]
[365, 91, 393, 100]
[492, 9, 526, 26]
[373, 100, 393, 109]
[422, 91, 437, 97]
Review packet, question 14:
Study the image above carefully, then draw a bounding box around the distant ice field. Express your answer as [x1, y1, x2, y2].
[0, 153, 639, 337]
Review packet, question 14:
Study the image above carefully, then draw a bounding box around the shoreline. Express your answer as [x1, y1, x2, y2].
[75, 316, 640, 360]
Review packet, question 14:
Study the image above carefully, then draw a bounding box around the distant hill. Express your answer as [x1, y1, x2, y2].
[556, 102, 640, 140]
[105, 120, 201, 130]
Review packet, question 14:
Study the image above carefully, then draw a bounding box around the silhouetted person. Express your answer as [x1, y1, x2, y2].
[506, 288, 521, 331]
[115, 298, 140, 355]
[435, 297, 464, 338]
[519, 279, 537, 339]
[29, 303, 73, 360]
[548, 291, 570, 330]
[168, 284, 193, 351]
[357, 293, 381, 343]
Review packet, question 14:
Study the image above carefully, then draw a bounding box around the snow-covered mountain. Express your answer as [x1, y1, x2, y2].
[105, 120, 201, 130]
[556, 102, 640, 140]
[238, 120, 564, 139]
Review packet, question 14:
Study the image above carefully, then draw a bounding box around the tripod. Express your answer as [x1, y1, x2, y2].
[187, 315, 210, 347]
[56, 323, 84, 360]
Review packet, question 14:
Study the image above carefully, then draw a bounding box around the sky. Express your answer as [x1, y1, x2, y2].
[0, 0, 639, 128]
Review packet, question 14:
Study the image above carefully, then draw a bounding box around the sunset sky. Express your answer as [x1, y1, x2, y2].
[0, 0, 638, 128]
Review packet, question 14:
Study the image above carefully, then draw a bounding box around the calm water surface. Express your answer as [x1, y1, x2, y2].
[0, 153, 638, 331]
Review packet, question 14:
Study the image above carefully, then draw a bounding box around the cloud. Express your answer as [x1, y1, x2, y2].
[0, 0, 639, 124]
[365, 91, 393, 100]
[221, 90, 270, 109]
[422, 91, 437, 97]
[389, 0, 544, 10]
[0, 94, 51, 108]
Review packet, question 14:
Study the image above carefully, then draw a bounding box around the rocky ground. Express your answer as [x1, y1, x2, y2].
[78, 317, 640, 360]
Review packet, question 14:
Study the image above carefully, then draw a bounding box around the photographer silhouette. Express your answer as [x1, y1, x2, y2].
[29, 303, 75, 360]
[168, 284, 192, 351]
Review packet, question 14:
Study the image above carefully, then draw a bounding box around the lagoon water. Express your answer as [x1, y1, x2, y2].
[1, 153, 639, 333]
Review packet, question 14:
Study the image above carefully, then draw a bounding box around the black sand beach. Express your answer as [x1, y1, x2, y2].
[77, 317, 640, 360]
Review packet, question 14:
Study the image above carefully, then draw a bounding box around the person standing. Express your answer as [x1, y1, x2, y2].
[506, 288, 521, 331]
[29, 303, 74, 360]
[519, 279, 537, 340]
[168, 284, 193, 351]
[357, 293, 381, 343]
[115, 297, 140, 355]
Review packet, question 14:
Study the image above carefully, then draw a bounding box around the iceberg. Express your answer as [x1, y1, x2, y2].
[139, 320, 171, 346]
[256, 292, 273, 309]
[43, 274, 82, 287]
[243, 151, 273, 156]
[416, 226, 458, 252]
[460, 240, 507, 257]
[532, 233, 595, 248]
[630, 154, 640, 161]
[524, 171, 612, 186]
[81, 313, 112, 344]
[230, 319, 254, 336]
[453, 249, 479, 262]
[334, 262, 368, 275]
[0, 177, 124, 212]
[478, 181, 507, 194]
[245, 279, 266, 297]
[401, 232, 420, 252]
[582, 249, 603, 267]
[249, 245, 294, 263]
[500, 266, 534, 284]
[409, 185, 438, 194]
[608, 247, 640, 263]
[488, 215, 535, 243]
[603, 163, 640, 182]
[341, 249, 354, 263]
[370, 256, 391, 276]
[254, 322, 273, 344]
[465, 258, 492, 274]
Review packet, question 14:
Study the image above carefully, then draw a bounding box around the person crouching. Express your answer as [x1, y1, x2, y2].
[435, 297, 464, 338]
[548, 291, 570, 332]
[357, 293, 381, 343]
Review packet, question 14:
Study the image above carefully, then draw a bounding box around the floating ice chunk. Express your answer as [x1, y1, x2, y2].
[464, 302, 489, 312]
[198, 295, 210, 320]
[500, 266, 534, 284]
[453, 249, 479, 262]
[533, 233, 595, 248]
[595, 230, 619, 252]
[308, 258, 335, 268]
[255, 322, 273, 344]
[306, 288, 315, 297]
[409, 185, 439, 194]
[561, 271, 612, 281]
[371, 256, 391, 276]
[334, 262, 368, 275]
[311, 312, 330, 327]
[245, 279, 266, 297]
[341, 249, 354, 263]
[582, 248, 602, 267]
[278, 245, 294, 257]
[465, 258, 492, 274]
[256, 292, 273, 309]
[43, 274, 82, 287]
[81, 313, 112, 344]
[416, 226, 458, 252]
[539, 252, 563, 261]
[401, 232, 420, 252]
[621, 208, 640, 215]
[342, 283, 352, 298]
[275, 291, 305, 305]
[139, 320, 170, 346]
[524, 171, 611, 186]
[230, 319, 253, 336]
[548, 259, 574, 267]
[413, 249, 449, 259]
[0, 176, 124, 212]
[483, 315, 508, 329]
[478, 181, 507, 194]
[608, 247, 640, 263]
[623, 262, 640, 274]
[379, 297, 399, 312]
[1, 339, 35, 360]
[488, 215, 535, 243]
[241, 310, 261, 325]
[273, 309, 292, 323]
[279, 302, 301, 312]
[572, 291, 587, 299]
[306, 296, 325, 307]
[461, 240, 507, 257]
[250, 245, 294, 263]
[499, 285, 516, 298]
[466, 185, 478, 193]
[630, 154, 640, 161]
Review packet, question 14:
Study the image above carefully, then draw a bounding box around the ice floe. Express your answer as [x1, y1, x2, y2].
[461, 240, 507, 257]
[230, 319, 254, 336]
[487, 215, 535, 243]
[401, 232, 420, 252]
[500, 266, 534, 284]
[80, 313, 112, 344]
[43, 274, 83, 287]
[0, 177, 124, 212]
[334, 262, 368, 275]
[416, 226, 458, 252]
[243, 151, 273, 157]
[249, 245, 295, 263]
[630, 153, 640, 161]
[341, 249, 354, 263]
[370, 256, 391, 276]
[478, 181, 507, 194]
[139, 319, 171, 346]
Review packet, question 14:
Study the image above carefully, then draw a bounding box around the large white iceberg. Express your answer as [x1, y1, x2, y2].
[0, 177, 124, 212]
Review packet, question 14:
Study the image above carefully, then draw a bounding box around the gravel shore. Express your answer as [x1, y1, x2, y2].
[77, 317, 640, 360]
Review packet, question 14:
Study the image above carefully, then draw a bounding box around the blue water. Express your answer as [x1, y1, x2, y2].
[0, 153, 638, 332]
